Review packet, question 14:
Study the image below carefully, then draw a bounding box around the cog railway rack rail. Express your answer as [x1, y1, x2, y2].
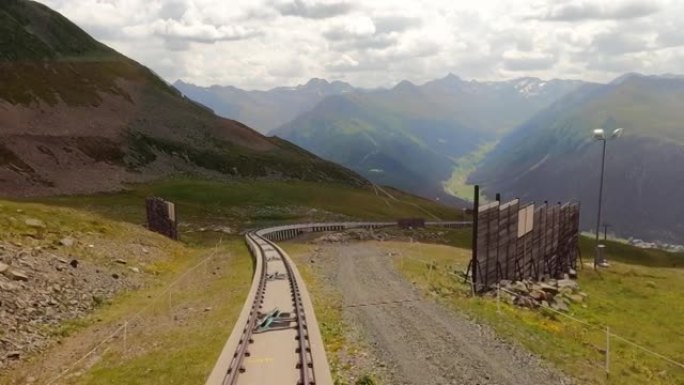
[205, 221, 468, 385]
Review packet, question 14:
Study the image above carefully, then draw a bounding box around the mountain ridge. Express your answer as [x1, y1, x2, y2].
[0, 0, 367, 197]
[173, 77, 358, 133]
[470, 74, 684, 243]
[269, 74, 589, 201]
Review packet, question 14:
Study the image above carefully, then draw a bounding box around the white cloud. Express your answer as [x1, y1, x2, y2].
[323, 16, 376, 40]
[272, 0, 354, 19]
[503, 50, 557, 71]
[148, 19, 261, 43]
[33, 0, 684, 89]
[530, 0, 661, 21]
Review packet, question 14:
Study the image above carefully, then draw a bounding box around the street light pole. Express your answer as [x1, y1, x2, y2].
[592, 128, 623, 268]
[595, 138, 607, 268]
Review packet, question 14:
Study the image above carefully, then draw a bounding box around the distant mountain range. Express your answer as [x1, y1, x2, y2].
[0, 0, 366, 196]
[173, 78, 357, 134]
[470, 73, 684, 243]
[181, 72, 684, 244]
[277, 75, 589, 200]
[178, 75, 586, 202]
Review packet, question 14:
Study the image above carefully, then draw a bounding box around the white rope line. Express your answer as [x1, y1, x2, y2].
[45, 324, 126, 385]
[395, 253, 684, 371]
[609, 333, 684, 370]
[46, 238, 224, 384]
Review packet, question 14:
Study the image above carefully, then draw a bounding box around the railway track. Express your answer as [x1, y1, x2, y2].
[205, 221, 470, 385]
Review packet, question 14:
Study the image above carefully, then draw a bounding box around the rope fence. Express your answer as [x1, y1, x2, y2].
[45, 238, 224, 385]
[393, 246, 684, 383]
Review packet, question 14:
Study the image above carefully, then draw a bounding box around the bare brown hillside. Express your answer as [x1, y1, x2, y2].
[0, 0, 366, 196]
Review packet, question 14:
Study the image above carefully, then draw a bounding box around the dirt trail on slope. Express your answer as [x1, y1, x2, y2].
[312, 242, 572, 385]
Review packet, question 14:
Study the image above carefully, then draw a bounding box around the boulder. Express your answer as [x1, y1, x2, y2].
[59, 237, 75, 247]
[0, 281, 19, 291]
[515, 295, 538, 308]
[558, 279, 578, 290]
[24, 218, 46, 229]
[0, 262, 9, 274]
[511, 281, 529, 294]
[9, 269, 28, 281]
[530, 290, 546, 301]
[559, 287, 574, 296]
[550, 298, 569, 312]
[539, 283, 558, 294]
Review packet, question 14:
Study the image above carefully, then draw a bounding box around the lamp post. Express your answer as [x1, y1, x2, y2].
[592, 127, 623, 268]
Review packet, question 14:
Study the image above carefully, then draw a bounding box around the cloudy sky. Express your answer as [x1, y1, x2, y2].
[36, 0, 684, 89]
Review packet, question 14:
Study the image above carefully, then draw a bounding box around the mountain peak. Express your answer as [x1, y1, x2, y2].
[610, 72, 645, 85]
[611, 72, 684, 86]
[1, 0, 116, 61]
[303, 78, 330, 88]
[444, 72, 461, 81]
[393, 79, 417, 91]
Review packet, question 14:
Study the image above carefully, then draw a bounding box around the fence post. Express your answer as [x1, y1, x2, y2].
[123, 321, 128, 356]
[496, 283, 501, 314]
[471, 185, 480, 295]
[605, 326, 610, 377]
[167, 288, 173, 317]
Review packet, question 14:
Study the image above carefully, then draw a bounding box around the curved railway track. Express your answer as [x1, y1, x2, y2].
[205, 221, 469, 385]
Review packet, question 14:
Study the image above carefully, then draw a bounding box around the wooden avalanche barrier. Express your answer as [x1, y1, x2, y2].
[146, 197, 178, 240]
[469, 186, 580, 293]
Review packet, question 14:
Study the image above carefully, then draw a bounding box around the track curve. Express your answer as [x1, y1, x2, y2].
[205, 221, 468, 385]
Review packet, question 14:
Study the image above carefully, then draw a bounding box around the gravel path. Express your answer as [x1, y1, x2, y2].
[312, 242, 573, 385]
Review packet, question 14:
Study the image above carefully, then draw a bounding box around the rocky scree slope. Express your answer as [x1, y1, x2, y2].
[0, 200, 186, 370]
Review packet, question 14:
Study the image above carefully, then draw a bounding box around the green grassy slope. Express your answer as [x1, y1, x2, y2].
[0, 198, 254, 384]
[392, 235, 684, 385]
[275, 93, 459, 200]
[29, 178, 463, 230]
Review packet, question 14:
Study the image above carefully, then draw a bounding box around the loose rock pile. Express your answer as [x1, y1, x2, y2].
[492, 275, 588, 313]
[0, 241, 144, 369]
[311, 229, 388, 244]
[311, 228, 454, 244]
